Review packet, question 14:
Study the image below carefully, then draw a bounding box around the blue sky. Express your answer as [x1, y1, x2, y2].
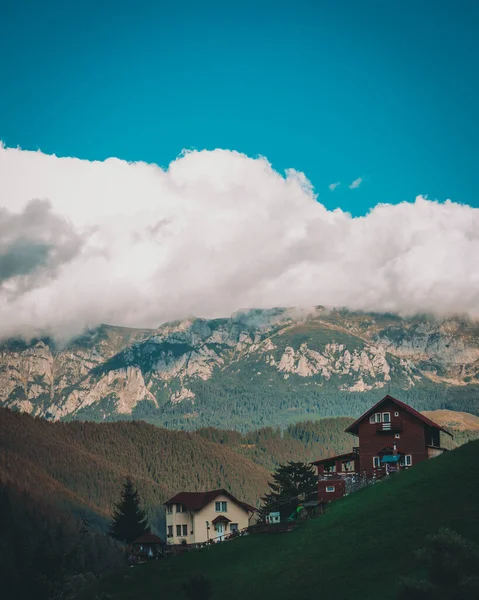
[1, 0, 478, 216]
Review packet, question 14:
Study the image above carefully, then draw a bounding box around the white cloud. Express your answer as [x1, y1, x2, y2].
[349, 177, 363, 189]
[0, 144, 478, 340]
[328, 182, 340, 191]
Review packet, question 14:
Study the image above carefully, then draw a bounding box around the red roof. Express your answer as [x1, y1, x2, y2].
[164, 489, 256, 513]
[345, 395, 452, 437]
[132, 532, 165, 545]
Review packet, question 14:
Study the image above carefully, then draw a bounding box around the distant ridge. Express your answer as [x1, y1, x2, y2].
[1, 308, 478, 430]
[422, 409, 479, 431]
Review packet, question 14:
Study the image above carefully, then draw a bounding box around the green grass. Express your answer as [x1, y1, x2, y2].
[78, 441, 479, 600]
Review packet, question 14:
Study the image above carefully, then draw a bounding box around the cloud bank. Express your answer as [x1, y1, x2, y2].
[0, 144, 478, 340]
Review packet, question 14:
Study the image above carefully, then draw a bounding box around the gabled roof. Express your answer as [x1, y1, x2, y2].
[132, 532, 165, 545]
[345, 395, 453, 437]
[212, 515, 231, 524]
[311, 450, 359, 466]
[164, 489, 256, 513]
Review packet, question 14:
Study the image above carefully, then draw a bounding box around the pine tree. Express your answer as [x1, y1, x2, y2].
[259, 461, 317, 520]
[108, 477, 150, 544]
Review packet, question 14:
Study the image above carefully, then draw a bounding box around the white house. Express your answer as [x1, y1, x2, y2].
[164, 489, 256, 545]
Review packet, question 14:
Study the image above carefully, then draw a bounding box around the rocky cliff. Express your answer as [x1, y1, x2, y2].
[1, 308, 478, 429]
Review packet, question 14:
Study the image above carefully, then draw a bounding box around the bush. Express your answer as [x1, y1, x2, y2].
[397, 528, 479, 600]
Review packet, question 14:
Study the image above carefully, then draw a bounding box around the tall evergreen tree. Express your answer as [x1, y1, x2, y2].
[109, 477, 150, 544]
[259, 461, 317, 519]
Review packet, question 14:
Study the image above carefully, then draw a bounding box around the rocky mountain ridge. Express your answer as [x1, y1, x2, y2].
[1, 307, 478, 429]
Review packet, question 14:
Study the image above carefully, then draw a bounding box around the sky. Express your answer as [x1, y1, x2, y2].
[1, 0, 478, 214]
[0, 0, 478, 338]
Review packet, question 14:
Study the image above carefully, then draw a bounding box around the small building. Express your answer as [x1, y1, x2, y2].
[266, 511, 280, 524]
[131, 532, 165, 560]
[312, 395, 453, 503]
[164, 489, 256, 545]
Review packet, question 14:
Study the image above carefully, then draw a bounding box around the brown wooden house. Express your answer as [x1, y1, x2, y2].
[312, 395, 452, 503]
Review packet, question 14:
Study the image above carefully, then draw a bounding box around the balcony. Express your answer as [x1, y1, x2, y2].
[376, 420, 402, 433]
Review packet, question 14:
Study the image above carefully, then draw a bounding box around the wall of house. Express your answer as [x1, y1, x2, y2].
[318, 478, 346, 503]
[165, 506, 195, 545]
[357, 399, 428, 477]
[193, 493, 251, 544]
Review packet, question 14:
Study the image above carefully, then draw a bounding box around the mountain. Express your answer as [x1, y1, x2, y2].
[76, 440, 479, 600]
[1, 307, 478, 430]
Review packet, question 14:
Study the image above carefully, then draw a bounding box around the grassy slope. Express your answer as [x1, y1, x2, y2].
[78, 440, 479, 600]
[423, 409, 479, 431]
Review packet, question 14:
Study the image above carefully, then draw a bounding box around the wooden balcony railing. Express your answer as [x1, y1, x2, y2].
[376, 420, 402, 433]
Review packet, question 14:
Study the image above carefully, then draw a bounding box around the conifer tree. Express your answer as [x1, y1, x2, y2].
[109, 477, 150, 544]
[259, 461, 317, 519]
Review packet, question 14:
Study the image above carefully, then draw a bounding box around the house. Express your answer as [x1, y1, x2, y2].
[130, 532, 165, 560]
[312, 395, 453, 503]
[164, 489, 256, 545]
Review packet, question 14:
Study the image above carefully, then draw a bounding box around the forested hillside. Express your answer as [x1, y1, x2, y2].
[0, 408, 270, 534]
[2, 407, 476, 534]
[195, 418, 354, 470]
[0, 481, 123, 600]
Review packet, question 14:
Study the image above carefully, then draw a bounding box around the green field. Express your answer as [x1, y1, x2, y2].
[77, 440, 479, 600]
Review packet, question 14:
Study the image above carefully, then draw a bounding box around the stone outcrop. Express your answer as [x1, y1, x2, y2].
[1, 308, 477, 421]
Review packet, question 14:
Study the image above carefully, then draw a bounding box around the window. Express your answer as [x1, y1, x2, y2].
[182, 524, 188, 536]
[382, 412, 391, 423]
[167, 525, 173, 537]
[325, 486, 335, 493]
[166, 505, 173, 515]
[230, 523, 239, 533]
[176, 504, 183, 513]
[395, 433, 400, 439]
[370, 413, 382, 424]
[215, 501, 228, 512]
[405, 455, 412, 466]
[176, 525, 182, 537]
[373, 456, 381, 468]
[394, 411, 399, 417]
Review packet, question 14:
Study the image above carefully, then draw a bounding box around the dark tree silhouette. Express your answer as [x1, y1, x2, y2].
[259, 461, 317, 519]
[109, 477, 150, 544]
